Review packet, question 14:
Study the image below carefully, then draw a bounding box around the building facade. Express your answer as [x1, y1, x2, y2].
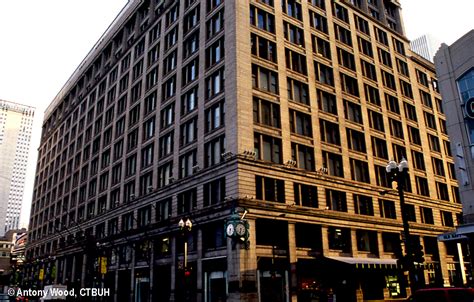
[0, 100, 34, 235]
[434, 31, 474, 262]
[25, 0, 463, 301]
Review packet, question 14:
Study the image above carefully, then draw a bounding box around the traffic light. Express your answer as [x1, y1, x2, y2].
[411, 243, 425, 264]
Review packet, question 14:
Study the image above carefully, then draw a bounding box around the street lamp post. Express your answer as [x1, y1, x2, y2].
[386, 158, 419, 295]
[178, 218, 192, 301]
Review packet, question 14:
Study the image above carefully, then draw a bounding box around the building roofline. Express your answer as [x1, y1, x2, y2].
[44, 0, 138, 119]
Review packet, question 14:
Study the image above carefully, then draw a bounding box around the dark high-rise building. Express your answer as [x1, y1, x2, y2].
[25, 0, 463, 301]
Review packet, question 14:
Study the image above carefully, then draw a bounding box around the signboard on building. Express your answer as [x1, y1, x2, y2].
[437, 231, 467, 242]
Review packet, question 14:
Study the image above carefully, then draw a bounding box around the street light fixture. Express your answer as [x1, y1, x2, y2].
[178, 218, 193, 300]
[386, 158, 421, 294]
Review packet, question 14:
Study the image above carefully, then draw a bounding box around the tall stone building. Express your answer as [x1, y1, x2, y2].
[25, 0, 463, 301]
[434, 31, 474, 275]
[0, 100, 34, 235]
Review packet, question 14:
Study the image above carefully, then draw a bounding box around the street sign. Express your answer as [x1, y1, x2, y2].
[437, 231, 467, 242]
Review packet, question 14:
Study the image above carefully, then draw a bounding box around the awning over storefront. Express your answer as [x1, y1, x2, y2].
[326, 256, 397, 269]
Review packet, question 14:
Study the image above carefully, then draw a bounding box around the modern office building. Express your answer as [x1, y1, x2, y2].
[25, 0, 463, 301]
[411, 34, 441, 63]
[0, 100, 34, 236]
[435, 30, 474, 248]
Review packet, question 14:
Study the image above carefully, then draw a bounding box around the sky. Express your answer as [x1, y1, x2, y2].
[0, 0, 473, 229]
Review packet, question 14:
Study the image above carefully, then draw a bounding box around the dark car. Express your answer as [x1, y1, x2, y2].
[409, 287, 474, 302]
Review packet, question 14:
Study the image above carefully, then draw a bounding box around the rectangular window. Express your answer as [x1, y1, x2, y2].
[160, 103, 175, 129]
[141, 143, 154, 168]
[309, 11, 328, 34]
[250, 34, 277, 63]
[158, 161, 173, 188]
[255, 175, 285, 203]
[416, 176, 430, 196]
[253, 97, 281, 128]
[412, 150, 425, 170]
[177, 188, 197, 214]
[204, 135, 225, 167]
[441, 211, 454, 227]
[207, 0, 223, 13]
[379, 199, 396, 219]
[159, 131, 174, 159]
[139, 172, 153, 196]
[254, 132, 282, 163]
[436, 182, 449, 201]
[341, 73, 359, 96]
[365, 84, 380, 106]
[252, 64, 278, 94]
[322, 151, 343, 177]
[355, 15, 369, 35]
[328, 227, 351, 253]
[361, 60, 377, 81]
[294, 183, 318, 208]
[397, 58, 409, 77]
[320, 119, 340, 145]
[182, 58, 199, 87]
[205, 99, 225, 132]
[337, 48, 356, 71]
[420, 207, 434, 224]
[374, 27, 388, 45]
[368, 110, 384, 131]
[314, 62, 334, 86]
[386, 93, 400, 114]
[354, 194, 373, 215]
[424, 111, 437, 130]
[347, 128, 366, 152]
[408, 126, 421, 145]
[164, 26, 179, 50]
[344, 100, 362, 124]
[432, 157, 445, 176]
[179, 149, 197, 178]
[389, 118, 404, 139]
[350, 159, 370, 183]
[317, 89, 337, 115]
[358, 37, 373, 57]
[206, 67, 225, 99]
[180, 117, 198, 146]
[283, 0, 303, 20]
[163, 51, 177, 75]
[206, 9, 224, 39]
[381, 70, 396, 90]
[289, 109, 312, 137]
[334, 24, 352, 46]
[183, 4, 200, 34]
[181, 86, 198, 116]
[291, 143, 315, 171]
[312, 35, 331, 59]
[284, 22, 305, 47]
[356, 230, 378, 254]
[287, 77, 309, 104]
[400, 80, 413, 98]
[326, 189, 347, 212]
[183, 31, 199, 59]
[332, 3, 349, 22]
[156, 198, 171, 222]
[249, 5, 275, 33]
[206, 37, 224, 67]
[286, 48, 307, 75]
[203, 178, 226, 206]
[372, 136, 388, 159]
